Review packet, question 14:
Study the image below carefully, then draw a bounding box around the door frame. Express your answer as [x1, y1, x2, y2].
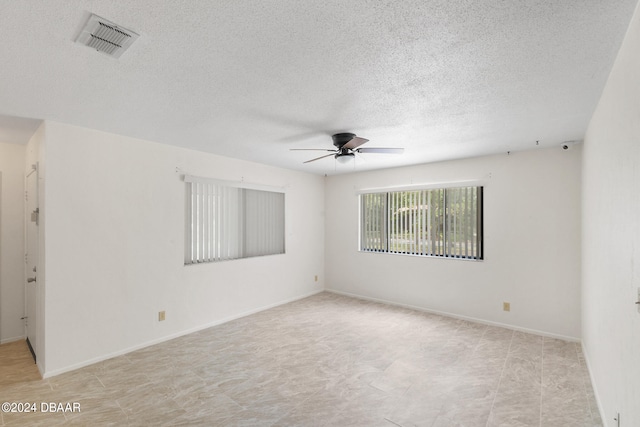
[24, 163, 38, 363]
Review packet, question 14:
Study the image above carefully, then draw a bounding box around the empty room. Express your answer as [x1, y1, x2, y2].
[0, 1, 639, 426]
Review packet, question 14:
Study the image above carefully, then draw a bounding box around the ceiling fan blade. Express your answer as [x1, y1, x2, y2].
[303, 153, 335, 163]
[343, 136, 369, 150]
[290, 148, 336, 151]
[357, 147, 404, 154]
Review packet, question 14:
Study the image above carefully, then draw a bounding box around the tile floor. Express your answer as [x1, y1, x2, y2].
[0, 292, 602, 426]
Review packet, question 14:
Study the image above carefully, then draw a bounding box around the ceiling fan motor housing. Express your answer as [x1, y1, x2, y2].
[332, 133, 356, 149]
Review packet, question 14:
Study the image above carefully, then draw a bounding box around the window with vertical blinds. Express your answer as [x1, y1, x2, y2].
[184, 176, 285, 264]
[360, 186, 483, 260]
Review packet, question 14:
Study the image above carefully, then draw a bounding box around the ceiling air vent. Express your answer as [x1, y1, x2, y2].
[76, 14, 139, 58]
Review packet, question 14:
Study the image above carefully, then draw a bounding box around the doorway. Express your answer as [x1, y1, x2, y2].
[24, 164, 38, 362]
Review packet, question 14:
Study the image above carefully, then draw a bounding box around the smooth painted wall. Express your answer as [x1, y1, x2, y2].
[325, 146, 582, 339]
[582, 2, 640, 425]
[0, 142, 26, 343]
[40, 121, 325, 376]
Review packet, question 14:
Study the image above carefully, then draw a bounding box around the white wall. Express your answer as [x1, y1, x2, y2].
[39, 121, 325, 376]
[0, 142, 26, 343]
[582, 2, 640, 425]
[325, 146, 582, 339]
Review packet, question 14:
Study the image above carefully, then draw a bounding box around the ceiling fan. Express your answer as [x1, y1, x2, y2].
[291, 133, 404, 164]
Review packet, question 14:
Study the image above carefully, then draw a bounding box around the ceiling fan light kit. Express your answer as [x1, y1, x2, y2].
[335, 152, 355, 163]
[291, 132, 404, 164]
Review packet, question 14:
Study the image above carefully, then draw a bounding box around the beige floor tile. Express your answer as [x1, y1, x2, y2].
[0, 293, 602, 426]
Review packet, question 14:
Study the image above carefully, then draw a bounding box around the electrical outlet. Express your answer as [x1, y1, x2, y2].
[158, 311, 166, 321]
[314, 275, 318, 282]
[503, 302, 511, 312]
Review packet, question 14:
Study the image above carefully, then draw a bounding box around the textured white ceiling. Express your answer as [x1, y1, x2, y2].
[0, 0, 637, 174]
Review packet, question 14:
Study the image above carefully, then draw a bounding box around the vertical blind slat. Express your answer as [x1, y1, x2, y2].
[186, 182, 193, 264]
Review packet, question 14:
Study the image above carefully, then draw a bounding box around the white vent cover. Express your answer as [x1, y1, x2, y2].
[76, 14, 139, 58]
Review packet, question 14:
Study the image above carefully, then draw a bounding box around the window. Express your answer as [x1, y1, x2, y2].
[185, 176, 285, 264]
[360, 186, 483, 260]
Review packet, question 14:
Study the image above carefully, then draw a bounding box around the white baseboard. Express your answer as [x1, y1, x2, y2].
[1, 335, 25, 345]
[42, 289, 323, 379]
[325, 288, 581, 343]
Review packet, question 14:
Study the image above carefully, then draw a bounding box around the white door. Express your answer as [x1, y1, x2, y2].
[25, 165, 38, 362]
